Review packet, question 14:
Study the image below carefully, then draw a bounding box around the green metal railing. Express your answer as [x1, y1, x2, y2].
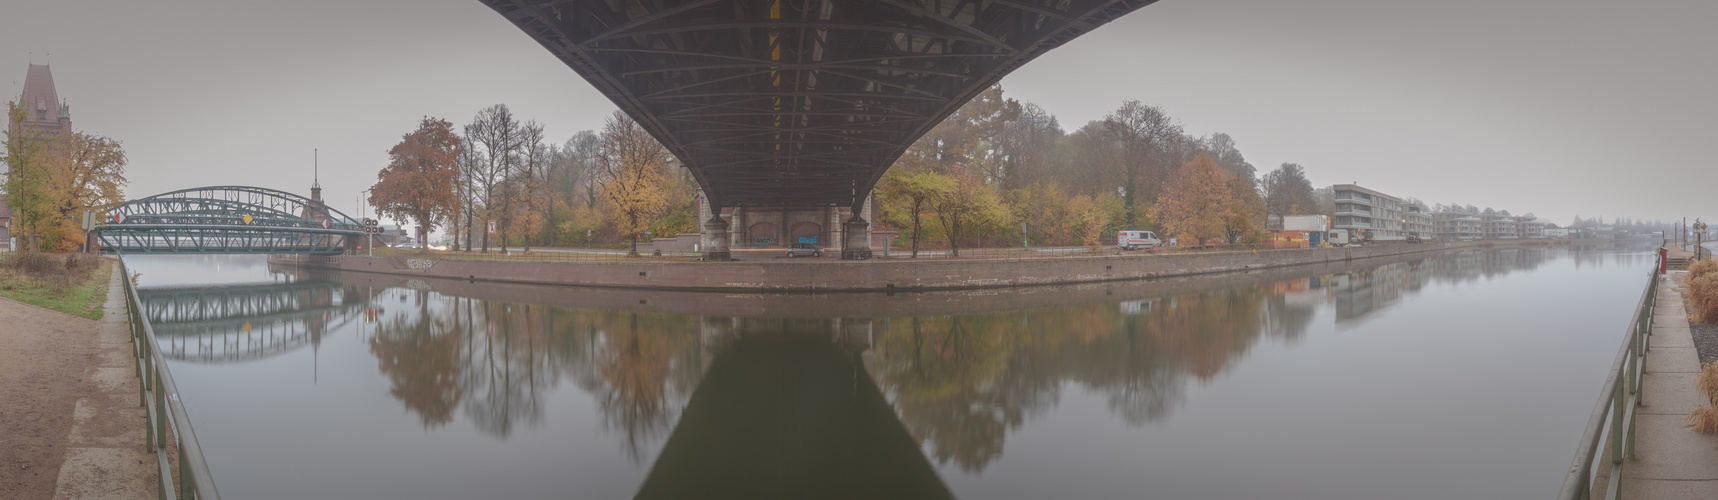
[118, 253, 221, 499]
[1556, 264, 1659, 499]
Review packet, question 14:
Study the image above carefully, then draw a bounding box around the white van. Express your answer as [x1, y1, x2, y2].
[1117, 230, 1161, 250]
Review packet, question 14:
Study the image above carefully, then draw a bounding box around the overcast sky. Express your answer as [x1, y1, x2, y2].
[4, 0, 1713, 227]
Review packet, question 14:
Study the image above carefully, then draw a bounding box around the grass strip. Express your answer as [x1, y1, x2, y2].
[0, 257, 113, 320]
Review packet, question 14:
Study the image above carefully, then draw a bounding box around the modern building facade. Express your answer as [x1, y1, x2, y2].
[1332, 182, 1551, 242]
[1332, 184, 1406, 240]
[1434, 212, 1484, 241]
[1401, 202, 1435, 239]
[3, 64, 76, 251]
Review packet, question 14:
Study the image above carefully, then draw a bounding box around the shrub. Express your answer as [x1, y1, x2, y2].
[1691, 273, 1718, 324]
[1691, 259, 1718, 280]
[1688, 362, 1718, 434]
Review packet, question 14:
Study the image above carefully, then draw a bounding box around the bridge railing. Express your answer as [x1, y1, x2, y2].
[1556, 264, 1658, 500]
[117, 252, 222, 500]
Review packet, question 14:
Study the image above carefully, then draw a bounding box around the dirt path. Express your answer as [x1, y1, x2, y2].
[0, 293, 96, 498]
[0, 262, 154, 499]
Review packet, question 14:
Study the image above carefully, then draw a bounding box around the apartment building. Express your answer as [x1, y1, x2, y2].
[1332, 184, 1406, 239]
[1517, 217, 1546, 239]
[1401, 202, 1435, 239]
[1435, 212, 1484, 241]
[1330, 183, 1552, 242]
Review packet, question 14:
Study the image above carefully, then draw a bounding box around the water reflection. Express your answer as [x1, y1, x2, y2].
[134, 244, 1657, 498]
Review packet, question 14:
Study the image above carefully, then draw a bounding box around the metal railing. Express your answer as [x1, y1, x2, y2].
[117, 252, 221, 499]
[1556, 264, 1659, 500]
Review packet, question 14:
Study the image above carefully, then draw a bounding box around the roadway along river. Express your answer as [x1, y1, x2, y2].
[123, 242, 1656, 500]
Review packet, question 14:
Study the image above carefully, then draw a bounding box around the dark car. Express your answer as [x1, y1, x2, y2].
[786, 242, 824, 258]
[1406, 235, 1423, 244]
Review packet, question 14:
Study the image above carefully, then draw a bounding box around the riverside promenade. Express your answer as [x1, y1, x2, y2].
[1591, 263, 1718, 497]
[0, 264, 154, 498]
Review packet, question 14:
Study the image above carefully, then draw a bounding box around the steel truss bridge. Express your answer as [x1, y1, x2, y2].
[482, 0, 1157, 211]
[98, 186, 367, 255]
[140, 281, 372, 364]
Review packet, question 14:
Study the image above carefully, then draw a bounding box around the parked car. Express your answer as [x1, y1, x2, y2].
[786, 242, 824, 257]
[1117, 230, 1162, 250]
[1406, 235, 1423, 244]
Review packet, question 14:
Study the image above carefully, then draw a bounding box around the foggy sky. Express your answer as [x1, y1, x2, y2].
[3, 0, 1713, 227]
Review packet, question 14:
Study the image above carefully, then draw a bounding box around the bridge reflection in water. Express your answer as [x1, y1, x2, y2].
[133, 244, 1656, 498]
[140, 280, 376, 364]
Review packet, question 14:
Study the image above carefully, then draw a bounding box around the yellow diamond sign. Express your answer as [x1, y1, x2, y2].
[243, 214, 253, 224]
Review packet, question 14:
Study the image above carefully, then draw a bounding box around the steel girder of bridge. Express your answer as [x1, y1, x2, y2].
[98, 186, 368, 255]
[482, 0, 1157, 210]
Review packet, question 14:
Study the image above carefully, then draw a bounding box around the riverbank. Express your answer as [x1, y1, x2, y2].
[272, 242, 1459, 292]
[0, 260, 153, 498]
[283, 246, 1451, 319]
[271, 239, 1621, 292]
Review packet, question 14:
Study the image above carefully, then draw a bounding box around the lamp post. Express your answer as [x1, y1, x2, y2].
[359, 188, 373, 257]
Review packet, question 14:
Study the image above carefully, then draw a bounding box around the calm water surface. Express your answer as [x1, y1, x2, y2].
[125, 244, 1655, 499]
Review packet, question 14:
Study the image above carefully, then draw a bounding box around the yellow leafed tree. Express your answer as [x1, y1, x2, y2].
[596, 111, 670, 256]
[1151, 153, 1231, 246]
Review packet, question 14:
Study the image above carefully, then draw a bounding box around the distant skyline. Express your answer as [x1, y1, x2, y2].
[3, 0, 1713, 228]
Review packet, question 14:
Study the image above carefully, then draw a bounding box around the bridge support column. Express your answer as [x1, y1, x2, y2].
[702, 215, 731, 262]
[842, 215, 872, 260]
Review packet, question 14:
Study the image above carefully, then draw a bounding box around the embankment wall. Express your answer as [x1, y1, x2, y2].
[272, 242, 1461, 292]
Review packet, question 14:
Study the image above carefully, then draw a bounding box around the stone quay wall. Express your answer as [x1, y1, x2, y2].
[273, 243, 1460, 292]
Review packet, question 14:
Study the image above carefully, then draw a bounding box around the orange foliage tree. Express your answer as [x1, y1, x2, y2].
[1151, 154, 1232, 246]
[371, 117, 463, 249]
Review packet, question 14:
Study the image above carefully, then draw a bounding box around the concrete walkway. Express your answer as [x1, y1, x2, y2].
[51, 265, 156, 499]
[1593, 270, 1718, 497]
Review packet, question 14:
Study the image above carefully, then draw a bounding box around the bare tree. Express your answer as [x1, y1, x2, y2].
[1101, 101, 1182, 225]
[465, 104, 521, 253]
[1262, 163, 1315, 221]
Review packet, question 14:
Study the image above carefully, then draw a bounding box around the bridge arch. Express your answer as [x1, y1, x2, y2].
[99, 186, 367, 255]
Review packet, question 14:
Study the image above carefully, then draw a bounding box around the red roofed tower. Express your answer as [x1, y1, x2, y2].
[3, 64, 75, 250]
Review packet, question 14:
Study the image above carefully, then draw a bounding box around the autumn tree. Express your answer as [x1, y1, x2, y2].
[928, 172, 1010, 257]
[1151, 154, 1232, 246]
[371, 116, 462, 252]
[4, 103, 128, 252]
[879, 169, 951, 258]
[596, 111, 671, 256]
[1223, 175, 1265, 245]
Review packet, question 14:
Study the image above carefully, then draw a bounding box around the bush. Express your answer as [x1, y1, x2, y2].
[1690, 259, 1718, 280]
[1688, 362, 1718, 434]
[1, 252, 102, 294]
[1691, 272, 1718, 324]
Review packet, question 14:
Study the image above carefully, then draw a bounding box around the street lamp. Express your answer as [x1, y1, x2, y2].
[358, 188, 373, 257]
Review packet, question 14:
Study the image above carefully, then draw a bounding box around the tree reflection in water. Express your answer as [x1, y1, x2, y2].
[351, 246, 1599, 475]
[367, 293, 702, 459]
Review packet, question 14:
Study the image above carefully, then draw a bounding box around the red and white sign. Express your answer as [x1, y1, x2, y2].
[487, 220, 497, 234]
[113, 213, 125, 224]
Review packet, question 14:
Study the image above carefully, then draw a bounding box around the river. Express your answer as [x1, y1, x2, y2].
[122, 243, 1656, 499]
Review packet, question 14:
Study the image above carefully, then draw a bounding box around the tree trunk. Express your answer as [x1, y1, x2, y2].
[910, 207, 921, 258]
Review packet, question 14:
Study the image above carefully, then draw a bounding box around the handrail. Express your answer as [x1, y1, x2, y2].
[1555, 252, 1660, 500]
[117, 252, 222, 499]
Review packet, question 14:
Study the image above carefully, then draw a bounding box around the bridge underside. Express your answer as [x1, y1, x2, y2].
[483, 0, 1156, 209]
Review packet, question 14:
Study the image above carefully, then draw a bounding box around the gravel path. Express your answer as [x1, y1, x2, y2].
[1694, 322, 1718, 365]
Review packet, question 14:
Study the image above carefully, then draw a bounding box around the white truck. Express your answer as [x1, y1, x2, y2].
[1282, 215, 1328, 232]
[1117, 230, 1162, 250]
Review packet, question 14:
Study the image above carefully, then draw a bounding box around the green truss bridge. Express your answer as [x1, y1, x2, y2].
[97, 186, 367, 255]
